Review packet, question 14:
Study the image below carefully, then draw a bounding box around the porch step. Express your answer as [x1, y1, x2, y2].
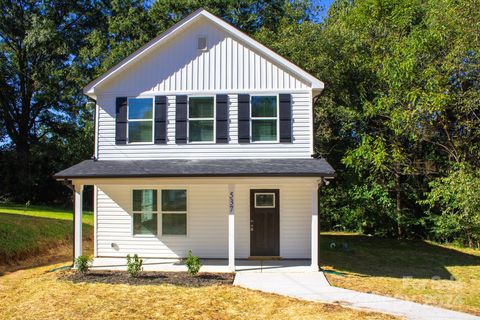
[248, 256, 282, 260]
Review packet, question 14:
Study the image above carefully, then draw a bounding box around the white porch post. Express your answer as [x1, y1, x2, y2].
[74, 184, 83, 260]
[228, 184, 235, 271]
[311, 182, 319, 271]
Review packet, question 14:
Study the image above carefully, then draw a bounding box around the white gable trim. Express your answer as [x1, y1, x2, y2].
[84, 8, 324, 99]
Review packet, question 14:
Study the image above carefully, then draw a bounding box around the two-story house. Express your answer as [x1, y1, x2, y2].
[55, 9, 335, 272]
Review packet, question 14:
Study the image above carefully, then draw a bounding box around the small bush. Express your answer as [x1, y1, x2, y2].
[126, 254, 143, 278]
[185, 250, 202, 277]
[74, 255, 92, 274]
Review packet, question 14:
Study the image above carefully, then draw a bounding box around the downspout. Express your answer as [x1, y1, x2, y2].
[318, 180, 321, 270]
[311, 92, 322, 158]
[61, 179, 75, 266]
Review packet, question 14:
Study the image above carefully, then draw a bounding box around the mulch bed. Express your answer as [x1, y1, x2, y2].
[58, 270, 235, 287]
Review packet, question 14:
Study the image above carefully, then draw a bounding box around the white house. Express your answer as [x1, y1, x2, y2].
[55, 9, 335, 272]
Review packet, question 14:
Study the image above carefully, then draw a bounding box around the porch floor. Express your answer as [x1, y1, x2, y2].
[91, 258, 313, 273]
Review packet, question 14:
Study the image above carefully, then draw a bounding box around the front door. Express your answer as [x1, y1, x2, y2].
[250, 189, 280, 256]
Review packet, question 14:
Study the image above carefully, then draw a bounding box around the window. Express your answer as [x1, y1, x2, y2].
[251, 96, 278, 142]
[188, 97, 215, 143]
[161, 190, 187, 235]
[128, 98, 153, 143]
[132, 190, 158, 235]
[255, 193, 275, 208]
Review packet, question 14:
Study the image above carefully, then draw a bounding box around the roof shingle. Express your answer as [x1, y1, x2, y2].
[54, 159, 335, 179]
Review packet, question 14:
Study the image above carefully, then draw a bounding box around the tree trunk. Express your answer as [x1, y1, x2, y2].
[14, 140, 32, 203]
[395, 172, 403, 239]
[467, 233, 473, 249]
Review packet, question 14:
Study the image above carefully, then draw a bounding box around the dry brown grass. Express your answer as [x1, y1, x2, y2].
[0, 263, 398, 320]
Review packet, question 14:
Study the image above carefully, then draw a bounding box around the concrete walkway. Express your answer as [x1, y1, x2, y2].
[234, 272, 479, 320]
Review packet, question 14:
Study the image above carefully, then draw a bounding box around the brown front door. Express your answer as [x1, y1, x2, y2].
[250, 189, 280, 256]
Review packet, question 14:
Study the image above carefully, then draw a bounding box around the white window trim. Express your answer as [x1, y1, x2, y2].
[250, 94, 279, 143]
[127, 97, 155, 144]
[187, 95, 216, 144]
[254, 192, 276, 208]
[131, 189, 158, 237]
[160, 188, 188, 237]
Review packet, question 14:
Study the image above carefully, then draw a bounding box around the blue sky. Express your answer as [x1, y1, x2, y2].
[311, 0, 335, 22]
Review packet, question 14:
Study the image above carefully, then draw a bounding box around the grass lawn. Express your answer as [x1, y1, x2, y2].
[0, 263, 396, 320]
[320, 232, 480, 316]
[0, 204, 93, 272]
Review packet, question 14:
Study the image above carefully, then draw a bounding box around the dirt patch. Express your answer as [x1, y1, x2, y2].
[0, 238, 93, 276]
[59, 269, 235, 287]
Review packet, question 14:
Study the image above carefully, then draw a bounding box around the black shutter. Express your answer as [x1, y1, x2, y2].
[175, 95, 188, 144]
[279, 94, 292, 142]
[115, 97, 128, 145]
[216, 94, 229, 143]
[154, 96, 167, 144]
[238, 94, 250, 143]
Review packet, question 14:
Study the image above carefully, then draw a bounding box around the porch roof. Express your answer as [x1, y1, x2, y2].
[54, 158, 335, 179]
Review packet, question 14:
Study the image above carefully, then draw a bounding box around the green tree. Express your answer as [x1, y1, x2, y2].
[0, 0, 105, 202]
[421, 165, 480, 248]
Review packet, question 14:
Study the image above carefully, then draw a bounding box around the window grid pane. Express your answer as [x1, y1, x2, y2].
[252, 119, 277, 142]
[162, 190, 187, 212]
[189, 97, 214, 118]
[128, 121, 152, 143]
[133, 212, 158, 235]
[133, 190, 157, 211]
[162, 213, 187, 235]
[128, 98, 153, 119]
[189, 120, 214, 142]
[255, 193, 275, 208]
[251, 96, 277, 117]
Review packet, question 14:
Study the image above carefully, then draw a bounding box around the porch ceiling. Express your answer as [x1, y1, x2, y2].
[54, 158, 335, 179]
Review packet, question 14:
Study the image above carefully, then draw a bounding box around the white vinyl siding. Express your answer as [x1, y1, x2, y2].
[95, 18, 309, 94]
[94, 178, 314, 259]
[93, 17, 314, 160]
[96, 92, 311, 159]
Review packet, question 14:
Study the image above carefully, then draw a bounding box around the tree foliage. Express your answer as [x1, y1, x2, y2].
[0, 0, 479, 246]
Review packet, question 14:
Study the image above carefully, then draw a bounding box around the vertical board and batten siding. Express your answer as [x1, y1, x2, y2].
[95, 179, 313, 259]
[97, 17, 309, 94]
[94, 17, 313, 160]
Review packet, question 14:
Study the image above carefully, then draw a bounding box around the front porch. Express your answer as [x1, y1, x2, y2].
[91, 257, 313, 273]
[70, 176, 322, 272]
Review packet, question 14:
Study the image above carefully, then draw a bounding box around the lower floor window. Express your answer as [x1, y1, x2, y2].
[162, 189, 187, 235]
[132, 189, 187, 236]
[132, 189, 158, 235]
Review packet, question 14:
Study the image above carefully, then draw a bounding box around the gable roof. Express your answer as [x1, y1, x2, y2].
[84, 8, 324, 99]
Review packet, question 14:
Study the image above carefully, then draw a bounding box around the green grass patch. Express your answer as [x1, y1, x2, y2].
[0, 204, 93, 225]
[0, 204, 93, 264]
[321, 232, 480, 315]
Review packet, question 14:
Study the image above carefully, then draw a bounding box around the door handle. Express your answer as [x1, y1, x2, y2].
[250, 220, 254, 232]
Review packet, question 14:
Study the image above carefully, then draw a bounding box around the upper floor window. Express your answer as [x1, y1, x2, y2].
[188, 97, 215, 143]
[251, 96, 278, 142]
[128, 98, 153, 143]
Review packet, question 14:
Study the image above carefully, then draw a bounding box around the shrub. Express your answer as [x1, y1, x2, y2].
[185, 250, 202, 277]
[74, 255, 92, 274]
[126, 254, 143, 278]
